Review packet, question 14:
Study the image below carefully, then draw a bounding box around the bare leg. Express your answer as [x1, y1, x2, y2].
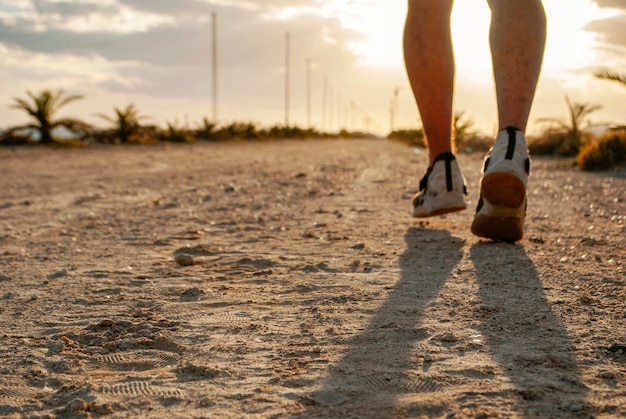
[404, 0, 455, 166]
[488, 0, 546, 132]
[470, 0, 546, 242]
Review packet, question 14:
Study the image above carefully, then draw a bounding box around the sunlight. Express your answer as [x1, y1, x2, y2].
[326, 0, 406, 67]
[451, 1, 491, 80]
[542, 0, 619, 74]
[330, 0, 617, 76]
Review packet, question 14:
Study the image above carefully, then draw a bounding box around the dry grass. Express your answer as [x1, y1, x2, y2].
[576, 129, 626, 171]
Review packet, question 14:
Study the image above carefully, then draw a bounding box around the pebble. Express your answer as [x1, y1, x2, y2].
[608, 343, 626, 354]
[599, 371, 616, 379]
[224, 185, 235, 193]
[47, 269, 68, 280]
[174, 254, 195, 266]
[580, 294, 594, 305]
[441, 332, 459, 343]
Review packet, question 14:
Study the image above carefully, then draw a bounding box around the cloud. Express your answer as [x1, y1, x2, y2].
[590, 0, 626, 10]
[585, 12, 626, 49]
[0, 0, 365, 120]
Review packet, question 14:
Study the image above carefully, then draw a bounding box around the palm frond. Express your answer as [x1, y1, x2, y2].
[594, 68, 626, 87]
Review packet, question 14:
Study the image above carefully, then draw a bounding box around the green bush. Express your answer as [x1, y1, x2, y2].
[577, 129, 626, 171]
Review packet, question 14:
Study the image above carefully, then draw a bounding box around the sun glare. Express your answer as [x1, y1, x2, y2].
[329, 0, 407, 67]
[332, 0, 616, 76]
[542, 0, 619, 74]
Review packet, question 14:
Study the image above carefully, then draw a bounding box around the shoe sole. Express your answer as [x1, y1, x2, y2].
[481, 171, 526, 208]
[471, 171, 526, 242]
[413, 191, 467, 218]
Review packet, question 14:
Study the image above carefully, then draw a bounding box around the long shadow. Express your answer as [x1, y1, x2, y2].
[296, 227, 464, 417]
[470, 242, 589, 417]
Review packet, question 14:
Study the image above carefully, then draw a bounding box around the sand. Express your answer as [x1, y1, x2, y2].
[0, 138, 624, 418]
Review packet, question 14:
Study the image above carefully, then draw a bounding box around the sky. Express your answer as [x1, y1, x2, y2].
[0, 0, 625, 136]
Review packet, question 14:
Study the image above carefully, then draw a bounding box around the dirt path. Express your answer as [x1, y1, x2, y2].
[0, 139, 624, 418]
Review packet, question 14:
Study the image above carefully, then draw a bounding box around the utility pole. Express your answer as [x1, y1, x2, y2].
[211, 12, 218, 122]
[306, 59, 311, 128]
[285, 31, 290, 127]
[322, 75, 328, 132]
[329, 84, 334, 133]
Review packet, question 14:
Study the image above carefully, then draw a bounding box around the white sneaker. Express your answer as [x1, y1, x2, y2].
[471, 126, 530, 242]
[412, 152, 467, 218]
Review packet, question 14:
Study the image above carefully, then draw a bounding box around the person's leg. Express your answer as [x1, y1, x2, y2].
[488, 0, 546, 131]
[471, 0, 546, 241]
[405, 0, 467, 218]
[404, 0, 454, 166]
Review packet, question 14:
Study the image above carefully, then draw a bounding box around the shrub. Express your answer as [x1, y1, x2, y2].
[577, 129, 626, 171]
[160, 121, 194, 143]
[528, 128, 594, 156]
[387, 129, 426, 147]
[456, 134, 493, 153]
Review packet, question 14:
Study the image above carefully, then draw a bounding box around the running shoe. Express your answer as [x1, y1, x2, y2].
[471, 126, 530, 242]
[412, 151, 467, 218]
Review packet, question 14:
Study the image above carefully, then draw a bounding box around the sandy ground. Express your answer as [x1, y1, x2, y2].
[0, 138, 624, 418]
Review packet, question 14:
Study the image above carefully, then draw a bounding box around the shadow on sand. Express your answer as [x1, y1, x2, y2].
[295, 227, 464, 417]
[295, 228, 588, 417]
[470, 242, 588, 416]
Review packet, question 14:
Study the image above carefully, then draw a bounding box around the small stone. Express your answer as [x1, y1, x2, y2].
[423, 354, 433, 362]
[351, 242, 365, 250]
[180, 287, 205, 301]
[441, 332, 459, 343]
[224, 185, 235, 193]
[599, 371, 616, 379]
[479, 303, 497, 312]
[47, 269, 68, 280]
[569, 404, 583, 412]
[580, 294, 594, 305]
[174, 254, 195, 266]
[608, 343, 626, 354]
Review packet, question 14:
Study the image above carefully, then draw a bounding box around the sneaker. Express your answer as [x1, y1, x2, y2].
[412, 151, 467, 218]
[471, 126, 530, 242]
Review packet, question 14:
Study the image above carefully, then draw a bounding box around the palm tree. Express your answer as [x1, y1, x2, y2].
[9, 89, 85, 143]
[96, 104, 148, 143]
[535, 96, 602, 156]
[594, 68, 626, 88]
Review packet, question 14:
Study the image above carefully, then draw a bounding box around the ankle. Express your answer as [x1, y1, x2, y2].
[428, 148, 453, 166]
